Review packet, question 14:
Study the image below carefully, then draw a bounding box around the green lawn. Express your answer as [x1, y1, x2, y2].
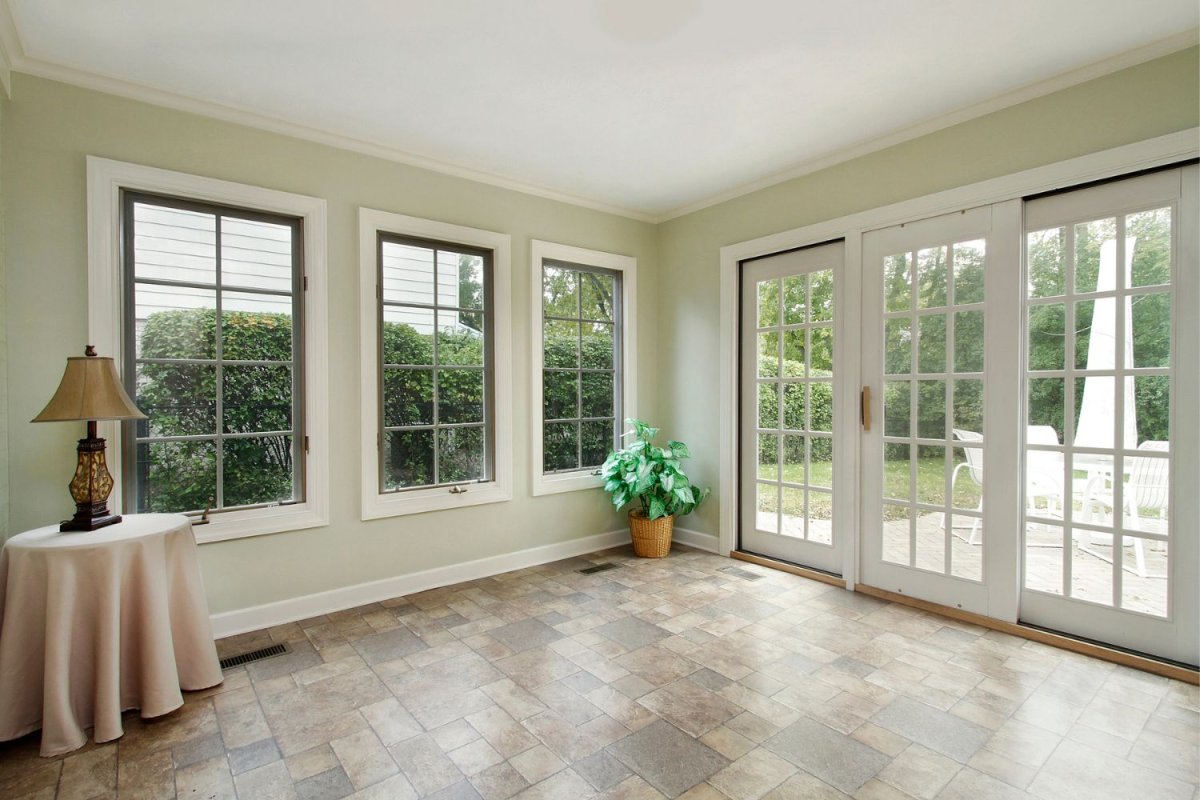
[759, 456, 982, 519]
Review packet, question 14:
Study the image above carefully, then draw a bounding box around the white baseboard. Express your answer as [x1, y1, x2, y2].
[673, 527, 720, 553]
[210, 529, 628, 639]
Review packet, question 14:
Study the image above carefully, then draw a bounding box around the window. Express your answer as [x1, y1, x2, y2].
[123, 193, 305, 517]
[88, 157, 329, 543]
[359, 209, 511, 519]
[531, 241, 636, 496]
[378, 235, 492, 491]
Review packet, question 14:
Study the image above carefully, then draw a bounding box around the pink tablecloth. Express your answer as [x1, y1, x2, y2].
[0, 514, 223, 756]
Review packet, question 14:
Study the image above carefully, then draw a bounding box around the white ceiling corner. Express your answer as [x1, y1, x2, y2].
[3, 2, 1198, 221]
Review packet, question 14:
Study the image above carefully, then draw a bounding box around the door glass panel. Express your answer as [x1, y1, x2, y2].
[783, 383, 805, 430]
[1073, 218, 1116, 294]
[758, 433, 779, 481]
[783, 275, 806, 323]
[879, 238, 986, 584]
[917, 246, 948, 308]
[757, 332, 779, 376]
[810, 327, 833, 375]
[1027, 228, 1066, 298]
[757, 483, 779, 533]
[882, 504, 913, 566]
[915, 445, 945, 506]
[758, 382, 778, 429]
[1122, 538, 1167, 615]
[809, 490, 833, 545]
[781, 486, 805, 539]
[1131, 292, 1170, 367]
[884, 381, 910, 437]
[750, 269, 836, 547]
[810, 271, 834, 321]
[885, 254, 912, 312]
[1128, 208, 1171, 287]
[810, 437, 832, 490]
[952, 240, 986, 304]
[1028, 303, 1066, 370]
[1023, 205, 1173, 619]
[758, 279, 780, 327]
[782, 434, 805, 485]
[884, 319, 911, 374]
[917, 380, 945, 438]
[1025, 523, 1064, 595]
[810, 381, 833, 433]
[954, 312, 984, 372]
[917, 315, 947, 373]
[950, 514, 983, 581]
[883, 443, 911, 501]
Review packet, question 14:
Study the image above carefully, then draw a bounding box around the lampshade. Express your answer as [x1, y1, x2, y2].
[32, 347, 146, 423]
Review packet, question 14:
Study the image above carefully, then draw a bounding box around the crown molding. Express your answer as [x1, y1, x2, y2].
[656, 28, 1200, 223]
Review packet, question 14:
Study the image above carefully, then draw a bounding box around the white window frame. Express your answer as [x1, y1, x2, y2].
[359, 208, 512, 519]
[530, 240, 637, 496]
[86, 156, 329, 544]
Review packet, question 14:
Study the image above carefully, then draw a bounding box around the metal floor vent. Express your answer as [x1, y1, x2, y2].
[220, 642, 290, 670]
[578, 562, 620, 575]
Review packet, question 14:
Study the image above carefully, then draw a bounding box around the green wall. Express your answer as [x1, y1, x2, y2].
[2, 46, 1196, 614]
[1, 74, 658, 613]
[657, 47, 1200, 536]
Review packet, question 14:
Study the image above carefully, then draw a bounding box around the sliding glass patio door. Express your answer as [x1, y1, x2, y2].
[738, 163, 1196, 665]
[739, 242, 847, 574]
[859, 207, 1020, 615]
[1019, 166, 1198, 664]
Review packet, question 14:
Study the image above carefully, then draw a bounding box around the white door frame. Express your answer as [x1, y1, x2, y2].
[717, 128, 1198, 594]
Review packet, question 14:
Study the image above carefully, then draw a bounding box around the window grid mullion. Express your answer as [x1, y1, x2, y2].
[134, 274, 294, 298]
[576, 293, 584, 470]
[431, 246, 442, 488]
[214, 213, 225, 511]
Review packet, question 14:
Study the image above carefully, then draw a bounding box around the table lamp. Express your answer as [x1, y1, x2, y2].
[32, 346, 147, 532]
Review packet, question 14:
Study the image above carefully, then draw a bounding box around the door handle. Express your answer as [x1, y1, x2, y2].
[861, 386, 872, 431]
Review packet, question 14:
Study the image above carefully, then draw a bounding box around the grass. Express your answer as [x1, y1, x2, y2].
[758, 456, 982, 519]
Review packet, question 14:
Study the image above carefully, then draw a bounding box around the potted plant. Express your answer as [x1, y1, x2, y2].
[600, 418, 710, 558]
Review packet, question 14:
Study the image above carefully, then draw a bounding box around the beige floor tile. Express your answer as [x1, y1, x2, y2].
[509, 744, 567, 784]
[875, 743, 960, 800]
[708, 747, 796, 800]
[330, 728, 399, 790]
[117, 750, 175, 800]
[57, 745, 117, 800]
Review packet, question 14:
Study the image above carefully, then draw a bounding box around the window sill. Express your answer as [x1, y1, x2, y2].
[531, 470, 604, 497]
[192, 502, 328, 544]
[361, 481, 512, 520]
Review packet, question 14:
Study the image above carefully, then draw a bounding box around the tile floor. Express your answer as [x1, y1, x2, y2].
[1, 545, 1196, 799]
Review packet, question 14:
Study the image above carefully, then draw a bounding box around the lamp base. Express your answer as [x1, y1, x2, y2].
[60, 513, 123, 533]
[61, 426, 121, 533]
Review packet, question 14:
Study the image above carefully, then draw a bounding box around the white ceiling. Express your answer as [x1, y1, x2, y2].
[6, 1, 1198, 218]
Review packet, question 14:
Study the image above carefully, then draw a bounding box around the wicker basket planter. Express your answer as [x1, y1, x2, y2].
[628, 510, 674, 558]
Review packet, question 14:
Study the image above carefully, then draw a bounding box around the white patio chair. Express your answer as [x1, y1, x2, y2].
[1079, 441, 1168, 578]
[950, 429, 984, 544]
[946, 426, 1067, 546]
[1026, 425, 1066, 519]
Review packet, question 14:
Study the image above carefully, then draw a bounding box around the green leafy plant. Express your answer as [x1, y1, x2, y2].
[601, 419, 710, 520]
